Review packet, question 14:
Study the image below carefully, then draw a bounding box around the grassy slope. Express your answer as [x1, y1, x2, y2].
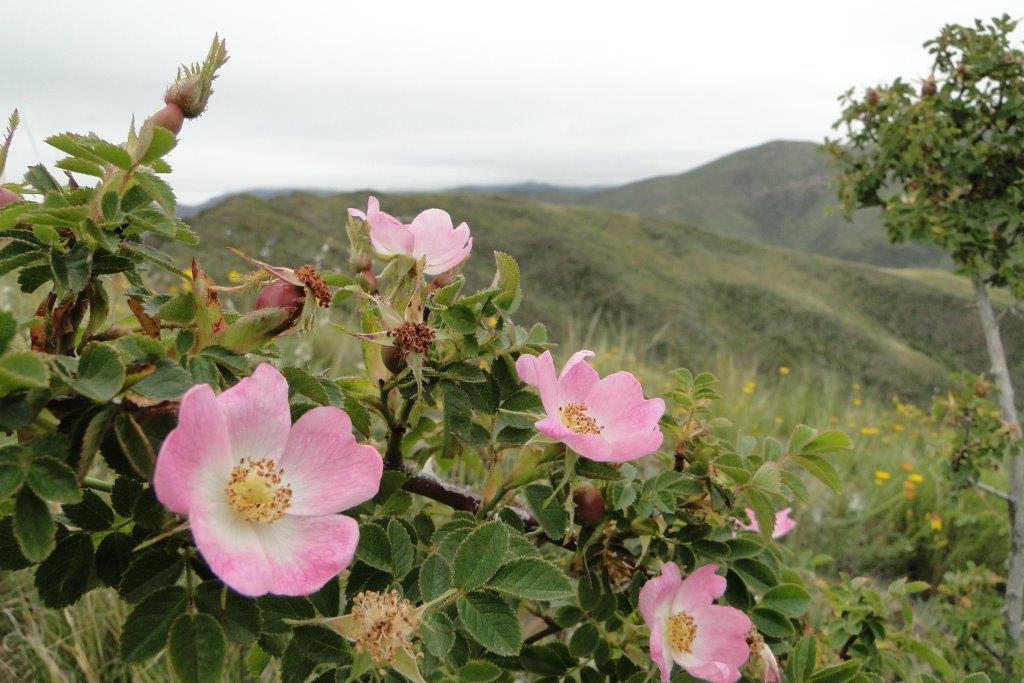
[171, 191, 1021, 398]
[560, 140, 946, 268]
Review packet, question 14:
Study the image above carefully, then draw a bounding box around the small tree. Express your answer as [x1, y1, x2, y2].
[825, 14, 1024, 671]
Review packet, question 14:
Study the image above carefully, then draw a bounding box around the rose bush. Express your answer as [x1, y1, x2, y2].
[0, 35, 991, 683]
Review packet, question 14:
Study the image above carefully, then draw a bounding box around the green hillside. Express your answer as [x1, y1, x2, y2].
[170, 191, 1017, 398]
[535, 140, 945, 268]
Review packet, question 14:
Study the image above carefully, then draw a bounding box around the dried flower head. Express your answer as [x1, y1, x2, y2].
[296, 264, 332, 307]
[388, 321, 436, 357]
[348, 590, 422, 668]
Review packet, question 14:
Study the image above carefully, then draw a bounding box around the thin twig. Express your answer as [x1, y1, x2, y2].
[976, 481, 1014, 503]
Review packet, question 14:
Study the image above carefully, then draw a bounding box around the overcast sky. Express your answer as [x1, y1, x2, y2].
[3, 1, 1018, 204]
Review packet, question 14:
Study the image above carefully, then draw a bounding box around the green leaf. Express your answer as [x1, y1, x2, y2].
[118, 586, 188, 663]
[157, 293, 196, 323]
[459, 660, 503, 682]
[569, 622, 600, 658]
[800, 430, 853, 455]
[489, 557, 574, 601]
[743, 489, 776, 540]
[195, 582, 263, 646]
[0, 310, 16, 355]
[167, 612, 227, 683]
[131, 358, 192, 401]
[0, 351, 49, 397]
[421, 611, 456, 658]
[457, 591, 522, 656]
[289, 625, 346, 664]
[119, 549, 183, 603]
[113, 413, 156, 479]
[731, 558, 778, 594]
[0, 516, 31, 570]
[761, 583, 811, 618]
[14, 487, 55, 561]
[89, 139, 133, 169]
[909, 641, 955, 681]
[133, 171, 177, 214]
[453, 521, 509, 591]
[68, 343, 125, 402]
[49, 242, 92, 294]
[790, 635, 818, 682]
[140, 126, 177, 163]
[62, 489, 114, 531]
[419, 553, 453, 601]
[282, 367, 331, 405]
[34, 532, 94, 607]
[808, 660, 861, 683]
[794, 453, 842, 493]
[55, 156, 105, 178]
[387, 517, 415, 578]
[0, 445, 26, 500]
[525, 484, 568, 539]
[356, 522, 391, 572]
[751, 606, 795, 638]
[26, 457, 81, 503]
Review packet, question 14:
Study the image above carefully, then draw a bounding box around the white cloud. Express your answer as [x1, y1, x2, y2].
[2, 0, 1017, 203]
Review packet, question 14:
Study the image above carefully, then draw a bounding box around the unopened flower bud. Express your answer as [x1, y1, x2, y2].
[866, 88, 880, 106]
[163, 35, 229, 120]
[0, 187, 21, 207]
[148, 103, 185, 134]
[382, 345, 406, 375]
[921, 79, 937, 97]
[573, 483, 606, 526]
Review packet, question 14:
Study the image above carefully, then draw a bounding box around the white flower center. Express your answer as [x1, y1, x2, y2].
[560, 402, 603, 435]
[225, 458, 292, 523]
[667, 611, 697, 653]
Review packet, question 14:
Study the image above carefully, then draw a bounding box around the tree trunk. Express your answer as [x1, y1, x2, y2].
[975, 276, 1024, 672]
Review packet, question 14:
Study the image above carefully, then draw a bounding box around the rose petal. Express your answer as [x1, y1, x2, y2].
[216, 364, 291, 464]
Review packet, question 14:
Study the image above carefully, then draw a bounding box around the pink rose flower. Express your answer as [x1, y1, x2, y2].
[153, 364, 383, 597]
[639, 563, 752, 683]
[515, 350, 665, 462]
[735, 507, 797, 539]
[348, 196, 472, 275]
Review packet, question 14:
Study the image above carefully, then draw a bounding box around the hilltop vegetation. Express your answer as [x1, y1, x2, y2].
[548, 141, 947, 267]
[172, 191, 1020, 397]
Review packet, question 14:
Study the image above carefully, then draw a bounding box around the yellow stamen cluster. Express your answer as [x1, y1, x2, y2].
[225, 458, 292, 523]
[560, 403, 603, 435]
[349, 590, 421, 667]
[666, 612, 697, 653]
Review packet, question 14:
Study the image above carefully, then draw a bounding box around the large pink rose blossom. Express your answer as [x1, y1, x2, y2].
[735, 507, 796, 539]
[153, 364, 383, 597]
[348, 196, 472, 275]
[639, 563, 752, 683]
[515, 350, 664, 462]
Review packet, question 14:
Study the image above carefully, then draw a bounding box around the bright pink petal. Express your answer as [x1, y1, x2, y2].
[216, 364, 291, 464]
[640, 562, 682, 625]
[673, 564, 727, 614]
[278, 406, 383, 515]
[516, 351, 559, 416]
[556, 359, 599, 406]
[585, 371, 651, 428]
[605, 429, 664, 462]
[255, 513, 360, 596]
[773, 508, 796, 539]
[153, 384, 233, 515]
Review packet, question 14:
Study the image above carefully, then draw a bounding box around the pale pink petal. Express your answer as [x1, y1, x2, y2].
[190, 499, 275, 597]
[516, 351, 559, 416]
[684, 661, 742, 683]
[773, 508, 796, 539]
[690, 604, 752, 668]
[216, 364, 291, 464]
[536, 415, 573, 441]
[153, 384, 233, 515]
[639, 562, 682, 625]
[605, 429, 664, 462]
[585, 371, 650, 427]
[278, 406, 383, 515]
[561, 431, 613, 461]
[673, 564, 727, 614]
[556, 360, 599, 407]
[561, 349, 596, 378]
[735, 508, 759, 533]
[409, 211, 472, 275]
[368, 213, 414, 257]
[649, 625, 674, 683]
[190, 503, 360, 597]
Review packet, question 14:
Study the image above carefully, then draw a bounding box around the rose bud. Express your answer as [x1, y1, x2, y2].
[255, 278, 306, 329]
[866, 88, 880, 106]
[381, 345, 406, 375]
[148, 103, 185, 134]
[921, 79, 937, 97]
[573, 483, 606, 526]
[0, 187, 21, 207]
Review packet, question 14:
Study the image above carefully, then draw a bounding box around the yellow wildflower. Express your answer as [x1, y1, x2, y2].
[778, 366, 790, 376]
[742, 382, 756, 395]
[928, 514, 942, 531]
[908, 473, 924, 484]
[874, 470, 891, 482]
[228, 270, 242, 283]
[860, 427, 880, 436]
[852, 383, 862, 391]
[852, 398, 863, 407]
[892, 423, 905, 432]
